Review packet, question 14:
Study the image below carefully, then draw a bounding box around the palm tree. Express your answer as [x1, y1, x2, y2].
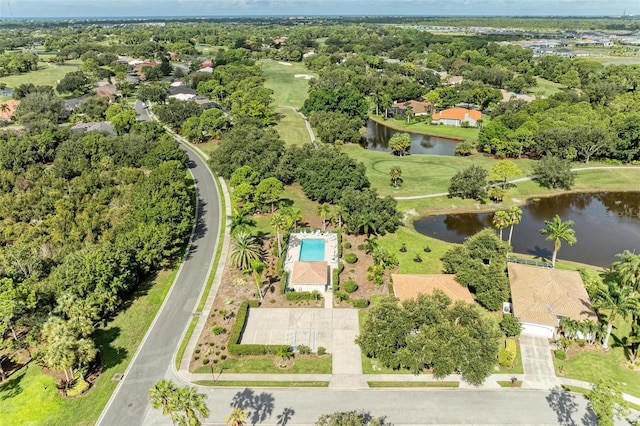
[230, 231, 262, 270]
[176, 386, 209, 426]
[331, 205, 343, 229]
[150, 379, 178, 418]
[358, 214, 378, 237]
[225, 407, 248, 426]
[371, 91, 383, 116]
[74, 338, 97, 372]
[405, 105, 414, 123]
[230, 209, 256, 234]
[540, 215, 577, 267]
[592, 275, 639, 350]
[245, 259, 266, 301]
[492, 210, 510, 241]
[620, 322, 640, 364]
[317, 203, 331, 231]
[270, 212, 287, 255]
[506, 206, 523, 246]
[612, 250, 640, 292]
[283, 207, 303, 231]
[381, 93, 393, 119]
[389, 166, 402, 188]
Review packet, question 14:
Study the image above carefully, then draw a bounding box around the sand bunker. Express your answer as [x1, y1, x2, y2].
[278, 61, 292, 66]
[294, 74, 314, 80]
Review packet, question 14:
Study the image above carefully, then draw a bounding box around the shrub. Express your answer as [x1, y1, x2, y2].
[286, 291, 322, 301]
[195, 349, 201, 354]
[334, 290, 350, 301]
[554, 349, 566, 360]
[202, 358, 210, 365]
[505, 338, 517, 356]
[280, 270, 289, 294]
[344, 241, 352, 249]
[357, 243, 366, 251]
[212, 326, 225, 335]
[67, 376, 89, 397]
[221, 354, 227, 360]
[332, 267, 340, 291]
[298, 344, 311, 355]
[337, 261, 344, 273]
[345, 253, 358, 264]
[498, 349, 514, 367]
[455, 139, 475, 156]
[500, 315, 522, 337]
[317, 346, 327, 356]
[344, 278, 358, 293]
[351, 298, 370, 308]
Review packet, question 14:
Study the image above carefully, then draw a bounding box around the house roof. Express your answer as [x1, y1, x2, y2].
[0, 99, 20, 120]
[291, 261, 328, 286]
[201, 60, 213, 68]
[500, 89, 536, 103]
[508, 263, 597, 327]
[168, 86, 197, 96]
[432, 107, 482, 122]
[391, 100, 434, 115]
[71, 121, 117, 135]
[391, 274, 474, 304]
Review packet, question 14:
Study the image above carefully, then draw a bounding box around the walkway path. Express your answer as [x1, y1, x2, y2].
[329, 309, 367, 389]
[283, 105, 317, 147]
[394, 166, 640, 200]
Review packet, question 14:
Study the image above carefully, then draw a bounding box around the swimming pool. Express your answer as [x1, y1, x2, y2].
[299, 239, 325, 261]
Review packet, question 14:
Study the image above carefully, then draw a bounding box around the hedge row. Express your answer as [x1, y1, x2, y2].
[228, 300, 291, 355]
[337, 232, 342, 257]
[286, 291, 322, 301]
[280, 270, 289, 294]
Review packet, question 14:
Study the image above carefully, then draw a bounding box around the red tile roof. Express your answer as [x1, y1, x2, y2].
[432, 107, 482, 121]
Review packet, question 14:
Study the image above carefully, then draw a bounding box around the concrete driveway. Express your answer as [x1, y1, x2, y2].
[520, 334, 559, 389]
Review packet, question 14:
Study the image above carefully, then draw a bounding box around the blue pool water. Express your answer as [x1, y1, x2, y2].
[299, 239, 325, 261]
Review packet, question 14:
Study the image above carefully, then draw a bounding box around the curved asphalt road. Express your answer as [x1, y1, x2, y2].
[97, 138, 220, 425]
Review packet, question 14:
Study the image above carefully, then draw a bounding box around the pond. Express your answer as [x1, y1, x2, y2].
[413, 192, 640, 268]
[361, 119, 459, 156]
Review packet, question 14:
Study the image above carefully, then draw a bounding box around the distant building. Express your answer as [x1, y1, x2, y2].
[390, 100, 435, 117]
[168, 85, 197, 101]
[71, 121, 117, 135]
[432, 107, 482, 127]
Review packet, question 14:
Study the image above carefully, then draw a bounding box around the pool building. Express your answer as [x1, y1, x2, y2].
[284, 232, 339, 293]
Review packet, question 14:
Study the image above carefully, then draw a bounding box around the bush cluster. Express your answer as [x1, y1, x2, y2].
[344, 278, 358, 293]
[332, 267, 340, 291]
[334, 290, 350, 301]
[317, 346, 327, 356]
[345, 253, 358, 264]
[212, 326, 226, 335]
[350, 298, 370, 308]
[554, 349, 567, 360]
[279, 270, 289, 294]
[343, 241, 352, 249]
[499, 315, 522, 337]
[298, 344, 311, 355]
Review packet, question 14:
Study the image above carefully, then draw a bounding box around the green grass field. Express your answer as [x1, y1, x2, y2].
[261, 60, 316, 108]
[0, 267, 179, 426]
[529, 77, 563, 97]
[192, 355, 332, 374]
[274, 107, 311, 146]
[369, 116, 481, 141]
[341, 144, 536, 198]
[0, 61, 82, 90]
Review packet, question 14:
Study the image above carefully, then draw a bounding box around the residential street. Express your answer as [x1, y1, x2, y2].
[142, 387, 608, 425]
[97, 138, 221, 426]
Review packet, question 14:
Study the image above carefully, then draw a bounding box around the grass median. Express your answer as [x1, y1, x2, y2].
[194, 380, 329, 387]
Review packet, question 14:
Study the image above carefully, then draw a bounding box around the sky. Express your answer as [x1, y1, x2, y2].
[0, 0, 637, 19]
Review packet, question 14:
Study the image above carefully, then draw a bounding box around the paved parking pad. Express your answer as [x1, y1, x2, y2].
[241, 308, 334, 352]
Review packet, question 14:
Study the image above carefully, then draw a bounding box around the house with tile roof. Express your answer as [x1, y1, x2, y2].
[289, 261, 328, 293]
[0, 99, 20, 121]
[431, 107, 482, 127]
[391, 100, 435, 117]
[391, 274, 474, 304]
[507, 263, 597, 338]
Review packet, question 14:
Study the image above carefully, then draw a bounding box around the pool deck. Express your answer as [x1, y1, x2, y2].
[284, 231, 339, 280]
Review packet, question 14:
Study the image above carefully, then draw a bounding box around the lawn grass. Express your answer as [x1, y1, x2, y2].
[367, 381, 459, 388]
[192, 355, 332, 374]
[554, 342, 640, 398]
[274, 107, 311, 146]
[498, 380, 523, 388]
[0, 267, 179, 426]
[369, 115, 480, 141]
[193, 380, 329, 387]
[261, 59, 316, 108]
[0, 61, 82, 89]
[340, 144, 536, 198]
[175, 317, 198, 370]
[529, 77, 563, 97]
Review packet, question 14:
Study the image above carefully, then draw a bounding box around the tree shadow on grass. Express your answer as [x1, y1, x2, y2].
[231, 388, 275, 425]
[92, 326, 127, 370]
[0, 367, 26, 401]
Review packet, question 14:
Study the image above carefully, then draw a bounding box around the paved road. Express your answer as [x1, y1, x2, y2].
[135, 99, 151, 122]
[97, 137, 221, 425]
[142, 387, 610, 425]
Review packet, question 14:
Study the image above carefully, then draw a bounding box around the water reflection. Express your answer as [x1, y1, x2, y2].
[414, 192, 640, 267]
[361, 120, 459, 156]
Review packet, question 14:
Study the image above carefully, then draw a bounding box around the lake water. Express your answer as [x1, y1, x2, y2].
[413, 192, 640, 268]
[361, 119, 459, 156]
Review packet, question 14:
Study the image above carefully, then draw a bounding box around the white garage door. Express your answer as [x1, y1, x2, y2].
[521, 322, 554, 338]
